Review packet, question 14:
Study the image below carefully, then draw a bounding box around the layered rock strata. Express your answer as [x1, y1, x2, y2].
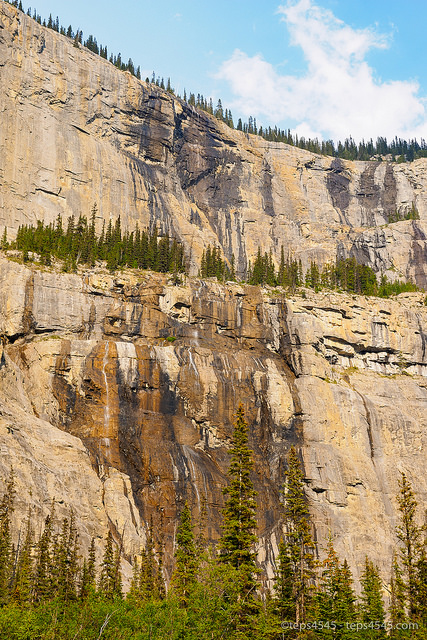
[1, 1, 427, 286]
[0, 255, 426, 583]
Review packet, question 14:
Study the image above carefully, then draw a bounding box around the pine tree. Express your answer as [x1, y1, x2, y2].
[79, 537, 96, 599]
[396, 472, 422, 620]
[0, 470, 15, 605]
[272, 536, 295, 623]
[219, 403, 259, 633]
[280, 447, 316, 625]
[171, 501, 198, 606]
[98, 531, 120, 599]
[1, 227, 8, 250]
[389, 552, 406, 637]
[360, 557, 386, 639]
[11, 510, 34, 605]
[33, 510, 54, 603]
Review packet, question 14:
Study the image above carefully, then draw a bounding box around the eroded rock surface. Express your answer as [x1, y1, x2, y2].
[0, 255, 426, 583]
[1, 2, 427, 286]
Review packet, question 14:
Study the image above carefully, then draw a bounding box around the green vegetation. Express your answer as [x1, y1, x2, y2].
[387, 202, 420, 224]
[9, 205, 186, 274]
[2, 215, 421, 298]
[5, 0, 427, 163]
[200, 245, 235, 281]
[247, 249, 420, 298]
[0, 444, 426, 638]
[218, 404, 260, 635]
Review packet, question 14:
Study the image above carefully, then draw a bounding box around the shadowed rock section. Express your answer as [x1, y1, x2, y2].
[1, 1, 427, 286]
[0, 256, 426, 583]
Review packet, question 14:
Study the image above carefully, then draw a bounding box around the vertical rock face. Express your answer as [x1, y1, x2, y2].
[1, 1, 427, 588]
[1, 1, 427, 286]
[1, 256, 426, 584]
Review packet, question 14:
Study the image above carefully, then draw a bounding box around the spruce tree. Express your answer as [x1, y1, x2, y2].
[314, 537, 356, 637]
[360, 557, 386, 639]
[11, 510, 34, 605]
[33, 511, 54, 603]
[127, 556, 142, 603]
[219, 403, 259, 633]
[280, 447, 316, 625]
[1, 227, 8, 250]
[396, 472, 422, 620]
[0, 470, 15, 605]
[389, 552, 406, 638]
[98, 531, 121, 599]
[171, 501, 198, 606]
[272, 536, 295, 622]
[79, 537, 96, 600]
[416, 540, 427, 628]
[53, 514, 79, 602]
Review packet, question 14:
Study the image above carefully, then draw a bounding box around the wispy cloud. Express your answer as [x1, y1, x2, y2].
[216, 0, 427, 142]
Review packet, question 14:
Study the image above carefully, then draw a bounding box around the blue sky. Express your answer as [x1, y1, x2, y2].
[22, 0, 427, 142]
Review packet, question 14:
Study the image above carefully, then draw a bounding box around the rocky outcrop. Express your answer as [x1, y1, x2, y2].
[1, 2, 427, 286]
[1, 255, 426, 584]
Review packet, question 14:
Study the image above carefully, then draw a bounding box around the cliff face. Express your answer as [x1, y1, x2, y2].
[1, 2, 427, 286]
[1, 1, 427, 586]
[1, 255, 426, 582]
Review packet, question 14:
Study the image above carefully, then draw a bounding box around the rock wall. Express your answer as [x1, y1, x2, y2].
[1, 255, 426, 584]
[1, 1, 427, 286]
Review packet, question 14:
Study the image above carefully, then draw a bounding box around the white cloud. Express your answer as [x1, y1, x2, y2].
[216, 0, 427, 142]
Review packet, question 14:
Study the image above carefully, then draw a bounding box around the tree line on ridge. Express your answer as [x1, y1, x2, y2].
[5, 0, 427, 163]
[0, 213, 422, 299]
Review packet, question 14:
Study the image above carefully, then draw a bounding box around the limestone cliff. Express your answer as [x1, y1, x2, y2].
[1, 1, 427, 286]
[1, 255, 426, 584]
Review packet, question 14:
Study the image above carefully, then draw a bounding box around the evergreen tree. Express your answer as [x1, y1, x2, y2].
[219, 403, 259, 633]
[1, 227, 8, 250]
[53, 514, 79, 602]
[33, 510, 54, 603]
[98, 531, 121, 599]
[0, 470, 15, 605]
[280, 447, 316, 625]
[416, 533, 427, 628]
[79, 537, 96, 599]
[360, 557, 386, 639]
[389, 552, 406, 637]
[171, 501, 198, 606]
[272, 536, 295, 624]
[11, 510, 34, 605]
[395, 472, 422, 620]
[314, 537, 356, 637]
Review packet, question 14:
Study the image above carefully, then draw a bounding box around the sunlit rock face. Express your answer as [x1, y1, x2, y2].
[1, 1, 427, 587]
[1, 2, 427, 287]
[1, 255, 426, 584]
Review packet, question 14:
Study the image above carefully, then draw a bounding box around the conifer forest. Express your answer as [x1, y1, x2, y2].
[0, 407, 426, 638]
[1, 1, 427, 639]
